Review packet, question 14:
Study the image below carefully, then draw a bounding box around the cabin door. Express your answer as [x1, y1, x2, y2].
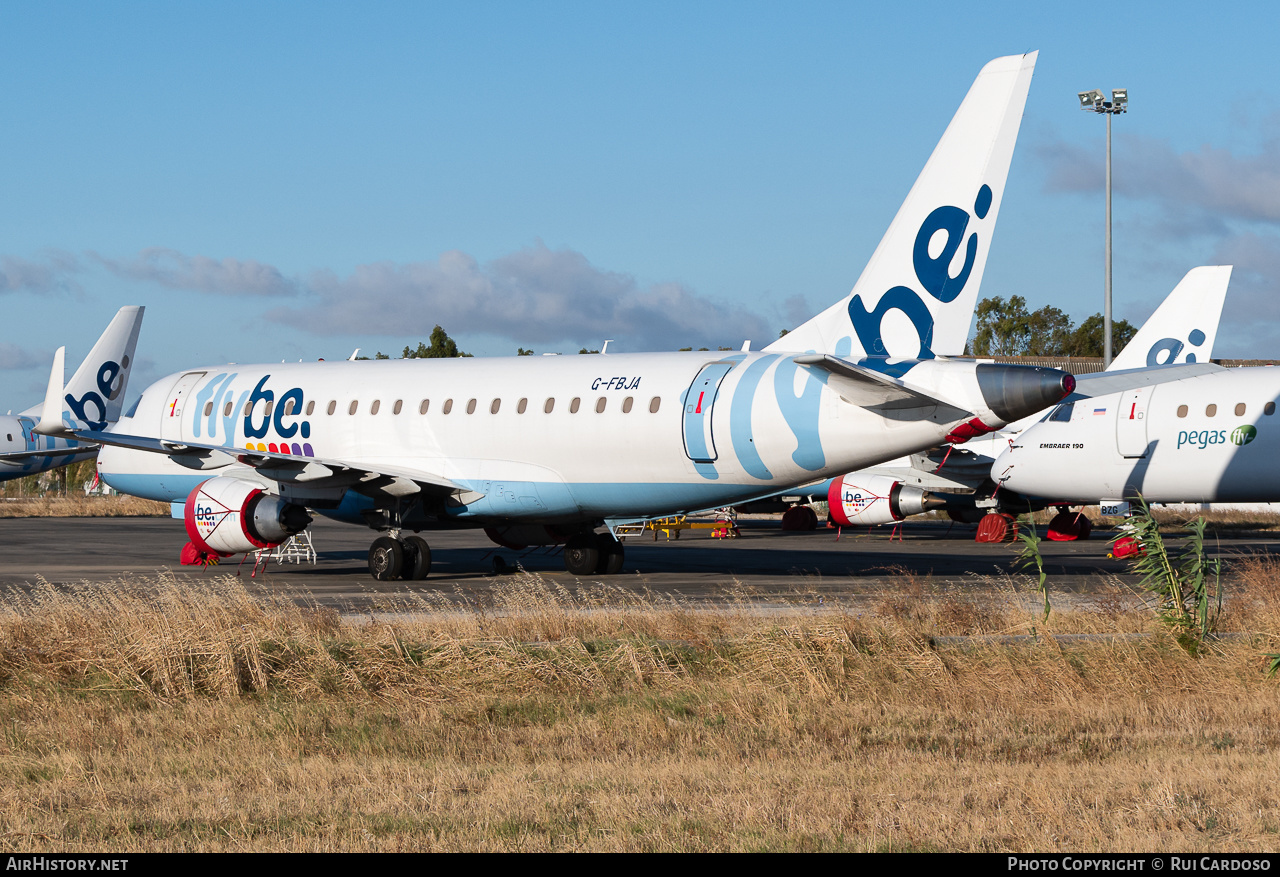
[682, 362, 735, 464]
[1115, 386, 1154, 458]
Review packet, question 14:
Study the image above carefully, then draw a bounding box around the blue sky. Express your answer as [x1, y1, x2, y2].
[3, 1, 1280, 403]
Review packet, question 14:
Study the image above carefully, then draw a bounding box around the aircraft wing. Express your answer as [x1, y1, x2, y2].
[70, 429, 465, 494]
[0, 446, 95, 461]
[793, 355, 956, 410]
[1067, 362, 1224, 400]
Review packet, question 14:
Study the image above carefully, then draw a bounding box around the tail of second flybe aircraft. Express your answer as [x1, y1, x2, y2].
[31, 306, 145, 432]
[1107, 266, 1231, 371]
[768, 52, 1037, 359]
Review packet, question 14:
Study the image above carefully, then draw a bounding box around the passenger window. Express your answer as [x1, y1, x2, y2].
[264, 400, 273, 417]
[596, 397, 607, 413]
[622, 396, 634, 413]
[518, 398, 528, 414]
[649, 397, 661, 413]
[490, 399, 501, 414]
[1267, 402, 1277, 416]
[1236, 403, 1247, 416]
[393, 400, 402, 415]
[224, 401, 234, 417]
[327, 401, 337, 415]
[443, 399, 453, 415]
[544, 398, 555, 414]
[1206, 404, 1217, 417]
[570, 397, 581, 413]
[204, 401, 213, 417]
[348, 400, 359, 415]
[305, 401, 315, 416]
[370, 400, 381, 415]
[284, 399, 295, 416]
[466, 399, 477, 414]
[419, 399, 429, 414]
[244, 402, 253, 417]
[1176, 405, 1188, 418]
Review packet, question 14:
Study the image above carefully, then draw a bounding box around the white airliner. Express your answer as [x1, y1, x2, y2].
[42, 53, 1078, 579]
[822, 266, 1232, 532]
[0, 307, 144, 483]
[992, 341, 1280, 509]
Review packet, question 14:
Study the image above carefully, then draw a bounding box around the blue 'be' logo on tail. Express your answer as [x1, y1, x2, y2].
[64, 359, 125, 431]
[847, 185, 992, 359]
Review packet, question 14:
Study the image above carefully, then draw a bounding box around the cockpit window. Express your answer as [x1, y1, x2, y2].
[124, 396, 141, 419]
[1046, 402, 1074, 423]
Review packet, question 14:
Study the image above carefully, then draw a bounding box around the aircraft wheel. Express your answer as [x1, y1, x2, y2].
[781, 506, 814, 530]
[595, 533, 625, 575]
[975, 512, 1017, 543]
[1047, 511, 1081, 541]
[369, 536, 404, 581]
[564, 533, 600, 576]
[402, 536, 432, 580]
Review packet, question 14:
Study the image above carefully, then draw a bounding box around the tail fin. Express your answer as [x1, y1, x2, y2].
[768, 52, 1037, 359]
[1107, 266, 1230, 371]
[31, 306, 145, 432]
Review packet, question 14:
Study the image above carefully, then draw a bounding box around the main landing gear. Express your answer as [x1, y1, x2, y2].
[368, 534, 432, 581]
[563, 531, 625, 576]
[365, 529, 625, 580]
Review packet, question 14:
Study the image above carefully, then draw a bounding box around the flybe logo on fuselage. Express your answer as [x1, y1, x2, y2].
[847, 185, 993, 360]
[188, 373, 317, 457]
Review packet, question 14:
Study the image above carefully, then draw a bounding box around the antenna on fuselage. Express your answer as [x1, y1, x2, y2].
[348, 349, 360, 361]
[602, 340, 613, 354]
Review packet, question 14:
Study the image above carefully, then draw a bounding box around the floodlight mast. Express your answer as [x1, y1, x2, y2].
[1078, 87, 1127, 367]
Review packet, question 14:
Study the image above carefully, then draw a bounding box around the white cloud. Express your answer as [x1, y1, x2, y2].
[0, 343, 43, 370]
[270, 242, 773, 351]
[92, 247, 297, 297]
[0, 252, 81, 295]
[1040, 133, 1280, 228]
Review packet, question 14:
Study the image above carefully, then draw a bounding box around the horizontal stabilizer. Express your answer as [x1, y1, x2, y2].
[1070, 362, 1224, 400]
[793, 355, 951, 410]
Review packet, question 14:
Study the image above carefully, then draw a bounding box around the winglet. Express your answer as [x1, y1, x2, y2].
[33, 347, 68, 436]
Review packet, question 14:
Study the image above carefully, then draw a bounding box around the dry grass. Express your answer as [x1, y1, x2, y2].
[0, 495, 169, 518]
[0, 564, 1279, 851]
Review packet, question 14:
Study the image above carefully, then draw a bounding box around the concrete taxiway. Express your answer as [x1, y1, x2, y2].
[1, 514, 1274, 612]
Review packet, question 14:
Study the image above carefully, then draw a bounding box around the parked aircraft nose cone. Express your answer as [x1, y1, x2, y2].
[975, 365, 1075, 423]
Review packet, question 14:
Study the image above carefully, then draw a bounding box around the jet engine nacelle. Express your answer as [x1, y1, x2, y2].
[827, 474, 940, 527]
[184, 476, 312, 557]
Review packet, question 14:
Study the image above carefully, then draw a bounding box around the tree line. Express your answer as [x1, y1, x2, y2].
[370, 300, 1135, 363]
[967, 296, 1136, 358]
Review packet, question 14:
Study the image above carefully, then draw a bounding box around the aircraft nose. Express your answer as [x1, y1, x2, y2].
[975, 364, 1075, 423]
